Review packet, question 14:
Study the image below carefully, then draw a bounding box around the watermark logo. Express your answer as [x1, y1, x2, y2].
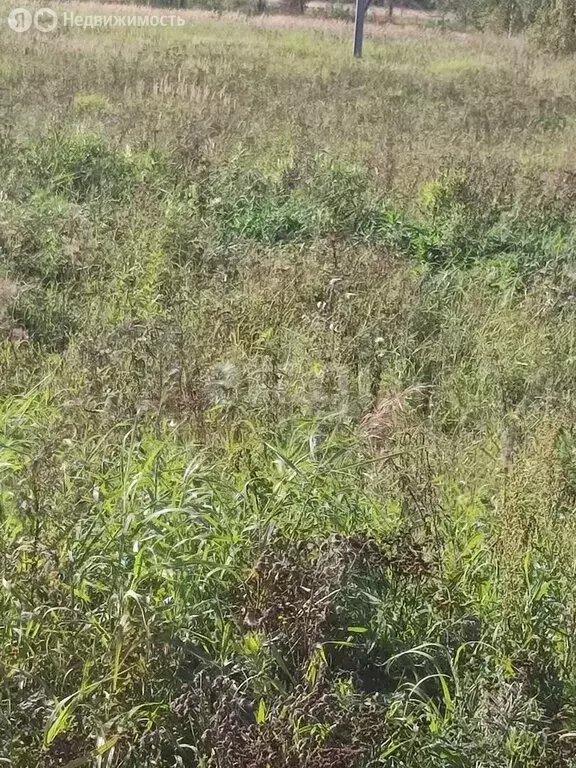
[34, 7, 57, 31]
[6, 7, 186, 31]
[7, 7, 32, 31]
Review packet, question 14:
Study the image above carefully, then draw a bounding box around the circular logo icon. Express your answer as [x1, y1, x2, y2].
[7, 7, 32, 31]
[34, 7, 57, 31]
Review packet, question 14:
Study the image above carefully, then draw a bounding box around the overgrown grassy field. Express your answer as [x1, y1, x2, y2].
[4, 6, 576, 766]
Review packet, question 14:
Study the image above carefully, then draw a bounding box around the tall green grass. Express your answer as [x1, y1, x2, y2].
[3, 7, 576, 767]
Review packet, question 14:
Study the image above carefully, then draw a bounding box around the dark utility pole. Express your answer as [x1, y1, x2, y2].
[353, 0, 371, 57]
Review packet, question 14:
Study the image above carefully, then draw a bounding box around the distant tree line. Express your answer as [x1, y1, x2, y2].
[437, 0, 576, 51]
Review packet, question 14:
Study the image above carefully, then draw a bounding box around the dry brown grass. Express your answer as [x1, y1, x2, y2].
[360, 383, 432, 444]
[0, 277, 19, 308]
